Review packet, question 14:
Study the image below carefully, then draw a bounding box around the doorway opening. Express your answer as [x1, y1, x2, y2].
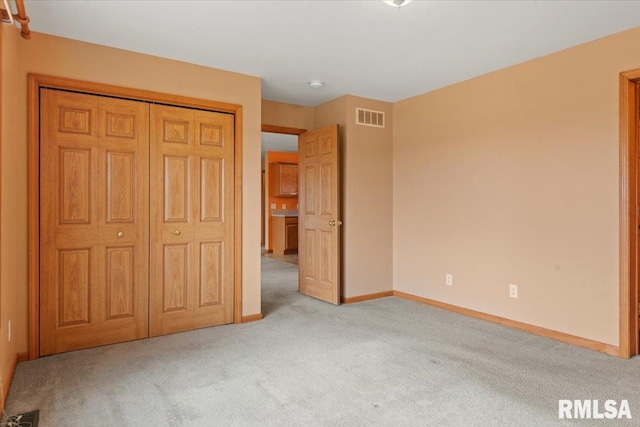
[259, 123, 342, 316]
[260, 128, 304, 317]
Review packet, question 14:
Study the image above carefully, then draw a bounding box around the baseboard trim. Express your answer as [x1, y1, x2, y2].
[342, 291, 394, 304]
[241, 313, 263, 323]
[393, 291, 620, 357]
[1, 352, 26, 412]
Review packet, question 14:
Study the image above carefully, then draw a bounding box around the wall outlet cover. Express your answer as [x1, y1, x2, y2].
[509, 284, 518, 299]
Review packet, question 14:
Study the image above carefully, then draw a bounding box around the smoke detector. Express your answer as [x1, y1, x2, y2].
[308, 80, 324, 89]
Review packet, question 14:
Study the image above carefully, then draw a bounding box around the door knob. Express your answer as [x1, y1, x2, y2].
[117, 231, 124, 238]
[329, 220, 342, 227]
[173, 230, 181, 236]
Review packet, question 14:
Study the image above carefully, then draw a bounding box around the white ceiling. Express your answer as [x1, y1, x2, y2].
[24, 0, 640, 107]
[261, 132, 298, 157]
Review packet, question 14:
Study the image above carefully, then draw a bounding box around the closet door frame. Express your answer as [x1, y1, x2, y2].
[27, 73, 244, 360]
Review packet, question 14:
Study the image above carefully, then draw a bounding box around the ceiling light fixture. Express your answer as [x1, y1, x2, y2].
[383, 0, 413, 7]
[308, 80, 324, 89]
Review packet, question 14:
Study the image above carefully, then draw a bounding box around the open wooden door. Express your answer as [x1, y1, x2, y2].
[298, 124, 341, 304]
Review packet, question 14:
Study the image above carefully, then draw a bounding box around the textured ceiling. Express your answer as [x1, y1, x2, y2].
[24, 0, 640, 106]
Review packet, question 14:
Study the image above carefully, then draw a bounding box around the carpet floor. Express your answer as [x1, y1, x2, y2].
[6, 256, 640, 426]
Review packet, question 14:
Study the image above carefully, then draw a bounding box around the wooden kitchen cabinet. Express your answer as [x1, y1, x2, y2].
[285, 218, 298, 253]
[273, 216, 298, 255]
[271, 163, 298, 197]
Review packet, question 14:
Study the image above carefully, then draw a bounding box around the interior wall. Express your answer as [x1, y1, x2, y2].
[265, 151, 299, 250]
[314, 95, 394, 298]
[9, 32, 263, 358]
[262, 99, 314, 131]
[1, 25, 20, 400]
[343, 96, 394, 298]
[393, 26, 640, 346]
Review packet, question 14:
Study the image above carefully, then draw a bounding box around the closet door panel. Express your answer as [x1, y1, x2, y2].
[96, 96, 149, 346]
[150, 105, 234, 336]
[40, 90, 149, 356]
[193, 110, 234, 328]
[150, 105, 194, 335]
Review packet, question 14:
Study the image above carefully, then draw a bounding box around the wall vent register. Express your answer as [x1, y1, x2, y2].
[356, 107, 385, 128]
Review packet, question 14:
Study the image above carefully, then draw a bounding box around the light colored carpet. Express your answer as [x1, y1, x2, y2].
[6, 256, 640, 426]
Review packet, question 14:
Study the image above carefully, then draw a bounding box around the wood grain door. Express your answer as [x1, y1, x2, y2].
[637, 82, 640, 348]
[40, 89, 149, 356]
[149, 104, 235, 336]
[298, 125, 341, 304]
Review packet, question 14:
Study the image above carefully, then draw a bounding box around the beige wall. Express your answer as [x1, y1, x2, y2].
[275, 95, 394, 299]
[4, 32, 263, 365]
[342, 96, 393, 298]
[393, 26, 640, 346]
[262, 99, 314, 131]
[1, 25, 20, 397]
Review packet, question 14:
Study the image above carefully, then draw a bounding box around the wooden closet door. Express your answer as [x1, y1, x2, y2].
[149, 104, 234, 336]
[40, 89, 149, 356]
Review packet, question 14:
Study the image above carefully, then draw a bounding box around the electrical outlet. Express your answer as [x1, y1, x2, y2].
[509, 284, 518, 299]
[281, 203, 287, 209]
[270, 203, 276, 209]
[7, 319, 11, 342]
[446, 274, 453, 286]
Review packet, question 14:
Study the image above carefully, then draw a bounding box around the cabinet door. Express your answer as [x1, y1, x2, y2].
[272, 163, 298, 196]
[285, 222, 298, 251]
[279, 164, 298, 196]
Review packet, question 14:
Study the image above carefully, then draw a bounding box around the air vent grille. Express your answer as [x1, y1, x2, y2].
[356, 108, 385, 128]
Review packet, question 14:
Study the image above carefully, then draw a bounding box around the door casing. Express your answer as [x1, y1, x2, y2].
[259, 124, 343, 306]
[619, 68, 640, 358]
[28, 73, 244, 360]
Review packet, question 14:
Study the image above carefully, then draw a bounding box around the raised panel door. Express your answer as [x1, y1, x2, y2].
[193, 108, 234, 329]
[150, 105, 234, 336]
[298, 125, 340, 305]
[40, 89, 149, 355]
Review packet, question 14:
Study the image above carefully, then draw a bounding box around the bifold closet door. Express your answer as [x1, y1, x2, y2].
[149, 104, 235, 336]
[40, 89, 150, 356]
